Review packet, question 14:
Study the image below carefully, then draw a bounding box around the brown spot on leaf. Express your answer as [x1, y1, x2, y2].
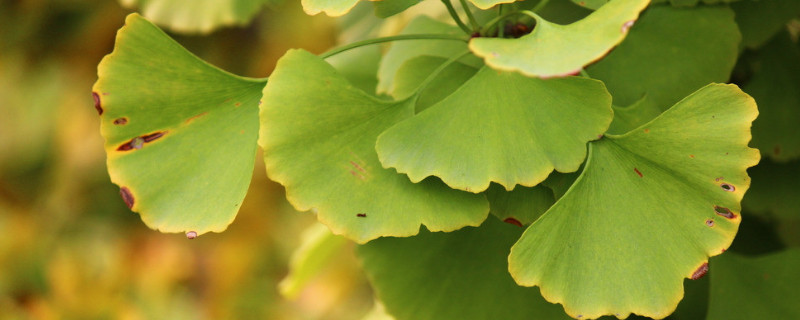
[185, 112, 208, 124]
[504, 217, 523, 227]
[235, 102, 241, 107]
[715, 177, 724, 182]
[714, 206, 736, 219]
[356, 213, 366, 217]
[621, 20, 635, 33]
[689, 154, 695, 158]
[113, 117, 128, 125]
[120, 187, 134, 209]
[705, 219, 714, 227]
[142, 131, 166, 142]
[350, 161, 366, 173]
[186, 231, 198, 239]
[92, 92, 103, 115]
[690, 262, 709, 280]
[116, 131, 167, 151]
[634, 168, 642, 177]
[643, 128, 650, 133]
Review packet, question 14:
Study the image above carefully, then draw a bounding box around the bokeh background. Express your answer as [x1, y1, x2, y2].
[0, 1, 379, 318]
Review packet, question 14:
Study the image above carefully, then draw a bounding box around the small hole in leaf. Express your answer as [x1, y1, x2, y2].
[705, 219, 714, 227]
[714, 206, 736, 219]
[113, 117, 128, 125]
[720, 183, 735, 192]
[186, 231, 198, 239]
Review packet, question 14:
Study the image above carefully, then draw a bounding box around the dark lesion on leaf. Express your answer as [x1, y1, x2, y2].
[503, 217, 523, 227]
[690, 262, 709, 280]
[357, 213, 367, 218]
[113, 117, 128, 125]
[713, 205, 736, 219]
[120, 186, 134, 209]
[92, 92, 103, 115]
[116, 131, 168, 151]
[720, 183, 735, 192]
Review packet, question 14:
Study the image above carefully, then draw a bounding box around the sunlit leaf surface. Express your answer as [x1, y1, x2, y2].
[509, 84, 760, 319]
[469, 0, 649, 78]
[93, 14, 265, 235]
[377, 67, 612, 192]
[120, 0, 275, 33]
[259, 49, 489, 243]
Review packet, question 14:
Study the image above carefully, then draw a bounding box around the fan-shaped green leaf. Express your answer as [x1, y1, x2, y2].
[376, 16, 476, 95]
[586, 5, 740, 109]
[392, 56, 478, 112]
[120, 0, 275, 34]
[469, 0, 649, 78]
[509, 84, 760, 319]
[744, 31, 800, 162]
[707, 250, 800, 319]
[486, 184, 555, 226]
[259, 49, 489, 243]
[302, 0, 360, 16]
[93, 14, 265, 235]
[376, 66, 612, 193]
[358, 217, 572, 320]
[733, 0, 800, 49]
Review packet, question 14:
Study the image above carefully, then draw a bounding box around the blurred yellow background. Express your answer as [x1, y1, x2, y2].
[0, 1, 376, 318]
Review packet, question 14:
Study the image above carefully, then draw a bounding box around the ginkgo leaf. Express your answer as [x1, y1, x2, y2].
[358, 217, 572, 320]
[302, 0, 360, 16]
[469, 0, 650, 78]
[486, 183, 555, 226]
[586, 5, 740, 109]
[259, 49, 489, 243]
[278, 223, 350, 299]
[376, 66, 612, 193]
[93, 14, 265, 235]
[391, 55, 478, 113]
[509, 84, 760, 319]
[376, 15, 477, 95]
[120, 0, 275, 34]
[607, 96, 662, 135]
[570, 0, 610, 10]
[707, 250, 800, 319]
[732, 0, 800, 49]
[373, 0, 422, 18]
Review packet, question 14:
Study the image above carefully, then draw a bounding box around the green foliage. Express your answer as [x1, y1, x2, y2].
[121, 0, 277, 33]
[93, 14, 265, 235]
[94, 0, 800, 319]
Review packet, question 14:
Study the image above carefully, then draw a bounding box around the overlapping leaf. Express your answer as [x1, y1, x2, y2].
[278, 223, 350, 299]
[468, 0, 518, 10]
[707, 250, 800, 319]
[358, 217, 572, 320]
[586, 5, 740, 109]
[742, 159, 800, 220]
[376, 66, 612, 193]
[732, 0, 800, 49]
[509, 84, 760, 319]
[259, 49, 488, 243]
[376, 16, 477, 95]
[93, 14, 265, 235]
[486, 184, 555, 226]
[469, 0, 650, 78]
[391, 56, 478, 112]
[120, 0, 275, 33]
[607, 96, 661, 135]
[373, 0, 422, 18]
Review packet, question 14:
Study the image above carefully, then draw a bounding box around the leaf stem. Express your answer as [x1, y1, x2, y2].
[441, 0, 473, 34]
[319, 34, 468, 59]
[498, 4, 505, 38]
[413, 50, 472, 104]
[459, 0, 481, 31]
